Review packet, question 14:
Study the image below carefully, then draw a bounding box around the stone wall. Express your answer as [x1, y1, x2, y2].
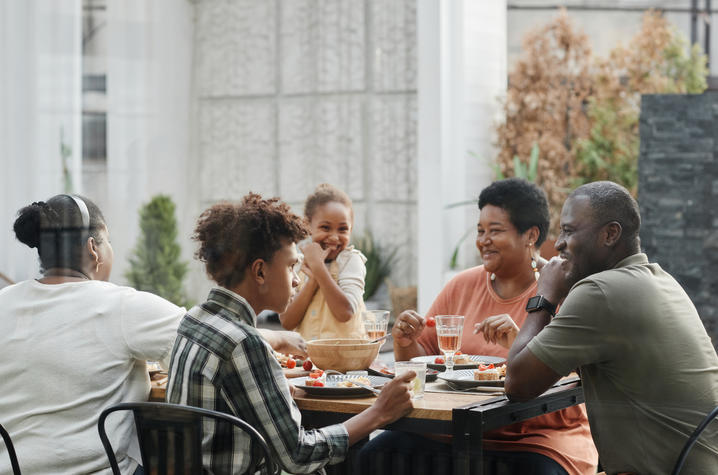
[192, 0, 417, 287]
[638, 92, 718, 344]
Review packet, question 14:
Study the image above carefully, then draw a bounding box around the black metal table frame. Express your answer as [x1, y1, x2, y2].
[299, 376, 583, 475]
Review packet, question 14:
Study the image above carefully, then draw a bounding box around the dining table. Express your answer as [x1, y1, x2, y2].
[294, 375, 583, 475]
[150, 371, 583, 475]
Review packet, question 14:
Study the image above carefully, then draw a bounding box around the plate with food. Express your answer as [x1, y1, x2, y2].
[368, 360, 439, 382]
[411, 354, 506, 371]
[437, 365, 507, 389]
[289, 370, 392, 397]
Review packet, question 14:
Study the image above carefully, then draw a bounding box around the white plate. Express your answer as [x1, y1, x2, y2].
[437, 369, 505, 389]
[289, 375, 391, 397]
[410, 354, 506, 371]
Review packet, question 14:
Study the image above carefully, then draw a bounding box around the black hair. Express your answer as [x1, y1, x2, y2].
[304, 183, 354, 222]
[478, 178, 550, 247]
[13, 194, 106, 273]
[569, 181, 640, 249]
[194, 193, 308, 288]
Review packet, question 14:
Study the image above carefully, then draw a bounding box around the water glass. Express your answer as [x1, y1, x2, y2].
[435, 315, 464, 375]
[394, 361, 427, 399]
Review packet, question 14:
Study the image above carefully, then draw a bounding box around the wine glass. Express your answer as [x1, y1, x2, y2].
[435, 315, 464, 375]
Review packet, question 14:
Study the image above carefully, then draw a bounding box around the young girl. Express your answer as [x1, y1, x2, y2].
[280, 183, 367, 340]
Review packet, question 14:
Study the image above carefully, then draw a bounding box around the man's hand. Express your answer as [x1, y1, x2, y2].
[537, 256, 574, 305]
[474, 314, 519, 349]
[370, 371, 414, 426]
[391, 310, 426, 348]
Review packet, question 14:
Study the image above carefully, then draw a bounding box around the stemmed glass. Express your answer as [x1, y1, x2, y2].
[435, 315, 464, 375]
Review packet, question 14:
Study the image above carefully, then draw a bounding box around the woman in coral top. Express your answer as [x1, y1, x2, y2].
[359, 179, 598, 475]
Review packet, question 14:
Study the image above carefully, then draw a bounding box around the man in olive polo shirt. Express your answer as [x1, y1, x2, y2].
[506, 181, 718, 474]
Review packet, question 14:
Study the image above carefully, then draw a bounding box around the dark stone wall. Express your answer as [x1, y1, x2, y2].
[639, 93, 718, 345]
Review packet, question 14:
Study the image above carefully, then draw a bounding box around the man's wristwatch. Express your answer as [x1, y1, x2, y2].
[525, 295, 557, 317]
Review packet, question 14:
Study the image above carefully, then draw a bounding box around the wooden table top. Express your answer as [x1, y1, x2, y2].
[293, 383, 503, 422]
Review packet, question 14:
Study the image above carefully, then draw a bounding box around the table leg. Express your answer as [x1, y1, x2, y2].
[452, 408, 484, 475]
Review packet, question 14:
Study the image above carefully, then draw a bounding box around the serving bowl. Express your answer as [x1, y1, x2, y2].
[306, 338, 380, 373]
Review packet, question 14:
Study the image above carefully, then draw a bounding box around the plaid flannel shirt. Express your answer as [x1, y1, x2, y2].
[166, 287, 348, 474]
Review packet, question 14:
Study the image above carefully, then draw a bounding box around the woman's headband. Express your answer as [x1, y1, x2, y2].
[64, 194, 90, 229]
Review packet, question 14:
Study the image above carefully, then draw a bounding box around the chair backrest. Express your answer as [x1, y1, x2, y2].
[671, 406, 718, 475]
[0, 423, 21, 475]
[98, 402, 280, 475]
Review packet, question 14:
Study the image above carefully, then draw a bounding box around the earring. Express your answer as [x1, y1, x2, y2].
[529, 243, 540, 280]
[490, 273, 496, 281]
[95, 262, 101, 273]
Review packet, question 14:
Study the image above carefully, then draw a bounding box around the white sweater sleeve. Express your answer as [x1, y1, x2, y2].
[119, 288, 186, 369]
[335, 248, 367, 314]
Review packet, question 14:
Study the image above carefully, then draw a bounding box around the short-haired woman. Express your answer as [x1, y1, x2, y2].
[360, 179, 598, 474]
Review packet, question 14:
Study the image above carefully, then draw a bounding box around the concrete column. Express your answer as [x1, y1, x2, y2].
[416, 0, 506, 312]
[0, 0, 82, 283]
[106, 0, 194, 285]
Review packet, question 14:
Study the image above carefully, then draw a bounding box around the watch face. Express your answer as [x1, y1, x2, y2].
[527, 296, 541, 308]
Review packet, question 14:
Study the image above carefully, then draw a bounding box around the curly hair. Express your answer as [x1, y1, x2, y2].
[13, 194, 106, 273]
[303, 183, 353, 222]
[194, 193, 308, 288]
[478, 178, 550, 247]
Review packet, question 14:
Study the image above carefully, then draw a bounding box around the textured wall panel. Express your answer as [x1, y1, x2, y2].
[281, 0, 365, 93]
[199, 101, 276, 201]
[371, 0, 417, 92]
[278, 97, 364, 202]
[196, 0, 276, 97]
[370, 94, 417, 201]
[639, 93, 718, 347]
[370, 203, 417, 287]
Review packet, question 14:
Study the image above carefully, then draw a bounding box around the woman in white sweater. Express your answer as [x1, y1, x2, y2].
[0, 194, 185, 474]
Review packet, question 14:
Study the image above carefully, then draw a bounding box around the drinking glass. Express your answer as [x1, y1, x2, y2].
[362, 310, 390, 345]
[394, 361, 427, 399]
[435, 315, 464, 375]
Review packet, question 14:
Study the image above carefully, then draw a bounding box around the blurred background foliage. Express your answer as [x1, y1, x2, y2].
[495, 9, 708, 237]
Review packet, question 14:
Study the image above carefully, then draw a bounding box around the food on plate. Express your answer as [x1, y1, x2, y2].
[302, 359, 313, 371]
[305, 369, 326, 387]
[434, 356, 445, 364]
[337, 376, 372, 388]
[453, 354, 474, 365]
[473, 363, 506, 381]
[274, 351, 305, 369]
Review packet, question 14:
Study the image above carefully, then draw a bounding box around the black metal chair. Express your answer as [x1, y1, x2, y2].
[98, 402, 280, 475]
[671, 405, 718, 475]
[0, 422, 21, 475]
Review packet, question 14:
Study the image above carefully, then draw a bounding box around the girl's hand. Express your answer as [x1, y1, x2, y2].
[473, 314, 519, 349]
[301, 242, 330, 270]
[300, 261, 314, 281]
[391, 310, 426, 348]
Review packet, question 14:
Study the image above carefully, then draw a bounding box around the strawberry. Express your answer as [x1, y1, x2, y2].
[426, 317, 436, 327]
[286, 358, 296, 369]
[302, 359, 313, 371]
[434, 356, 445, 364]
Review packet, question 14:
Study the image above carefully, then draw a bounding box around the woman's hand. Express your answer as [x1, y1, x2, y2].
[391, 310, 426, 348]
[268, 330, 308, 357]
[473, 314, 519, 349]
[301, 242, 330, 271]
